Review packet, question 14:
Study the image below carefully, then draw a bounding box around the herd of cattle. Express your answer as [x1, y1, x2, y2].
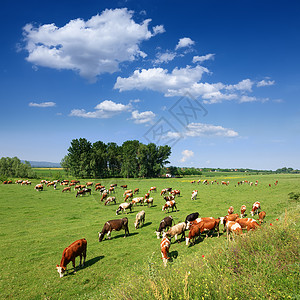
[3, 178, 270, 277]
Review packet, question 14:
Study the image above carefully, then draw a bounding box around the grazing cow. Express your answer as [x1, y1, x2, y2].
[228, 206, 234, 215]
[110, 183, 117, 188]
[35, 184, 43, 191]
[236, 218, 260, 231]
[155, 216, 174, 239]
[258, 211, 266, 224]
[74, 185, 85, 191]
[250, 201, 261, 216]
[123, 190, 133, 197]
[164, 195, 175, 202]
[185, 212, 199, 224]
[225, 221, 243, 241]
[104, 197, 116, 205]
[220, 214, 239, 232]
[3, 181, 7, 184]
[98, 218, 129, 241]
[62, 187, 71, 192]
[160, 236, 171, 267]
[149, 187, 157, 193]
[56, 238, 87, 278]
[191, 180, 196, 184]
[76, 188, 91, 197]
[16, 180, 23, 184]
[160, 189, 168, 196]
[165, 222, 186, 242]
[134, 188, 139, 194]
[116, 202, 133, 215]
[109, 187, 115, 194]
[100, 192, 108, 202]
[144, 197, 153, 207]
[69, 182, 76, 187]
[95, 183, 102, 187]
[171, 190, 180, 197]
[86, 182, 93, 187]
[124, 193, 133, 202]
[144, 193, 150, 199]
[71, 180, 80, 184]
[191, 190, 198, 200]
[61, 181, 69, 186]
[134, 210, 145, 229]
[240, 205, 246, 218]
[121, 185, 128, 189]
[95, 185, 105, 191]
[162, 200, 177, 213]
[131, 197, 144, 206]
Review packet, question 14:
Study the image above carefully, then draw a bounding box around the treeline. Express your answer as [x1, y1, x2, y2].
[61, 138, 171, 178]
[0, 157, 35, 179]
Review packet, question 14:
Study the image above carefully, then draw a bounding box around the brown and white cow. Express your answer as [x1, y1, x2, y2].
[56, 238, 87, 278]
[76, 188, 91, 197]
[258, 211, 266, 224]
[171, 189, 180, 197]
[144, 197, 153, 207]
[131, 197, 144, 206]
[162, 200, 177, 213]
[134, 188, 139, 194]
[149, 186, 157, 193]
[62, 187, 71, 192]
[134, 210, 145, 229]
[155, 216, 174, 239]
[35, 184, 43, 191]
[123, 189, 133, 197]
[116, 202, 133, 215]
[227, 206, 234, 215]
[240, 205, 246, 218]
[220, 214, 239, 232]
[71, 180, 80, 184]
[121, 185, 128, 189]
[250, 201, 261, 216]
[191, 190, 198, 201]
[100, 192, 108, 202]
[98, 218, 129, 241]
[124, 193, 133, 202]
[104, 197, 116, 205]
[86, 182, 93, 187]
[164, 222, 186, 242]
[160, 236, 171, 267]
[236, 218, 260, 231]
[225, 221, 243, 241]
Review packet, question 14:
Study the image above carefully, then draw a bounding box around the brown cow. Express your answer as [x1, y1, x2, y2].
[98, 218, 129, 241]
[134, 188, 139, 194]
[228, 206, 234, 215]
[236, 218, 260, 231]
[258, 211, 266, 224]
[160, 236, 171, 267]
[225, 221, 243, 241]
[62, 187, 71, 192]
[35, 184, 43, 191]
[56, 238, 87, 278]
[250, 201, 261, 216]
[240, 205, 246, 218]
[100, 192, 108, 202]
[162, 200, 177, 213]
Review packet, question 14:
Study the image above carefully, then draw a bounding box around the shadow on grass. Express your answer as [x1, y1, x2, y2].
[142, 222, 152, 227]
[169, 250, 178, 262]
[102, 232, 139, 241]
[84, 255, 104, 268]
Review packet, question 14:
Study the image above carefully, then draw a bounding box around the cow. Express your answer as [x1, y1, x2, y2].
[191, 190, 198, 200]
[187, 218, 220, 239]
[191, 180, 196, 184]
[171, 189, 180, 197]
[71, 180, 80, 184]
[56, 238, 87, 278]
[155, 216, 174, 239]
[228, 206, 234, 215]
[131, 197, 144, 206]
[98, 218, 129, 241]
[240, 205, 247, 218]
[123, 190, 133, 197]
[134, 188, 139, 194]
[250, 201, 261, 216]
[116, 202, 133, 215]
[121, 185, 128, 189]
[109, 187, 115, 194]
[100, 192, 108, 202]
[164, 222, 186, 242]
[16, 180, 23, 184]
[220, 214, 239, 232]
[124, 193, 133, 202]
[225, 221, 243, 241]
[62, 187, 71, 192]
[164, 195, 175, 202]
[236, 218, 260, 231]
[144, 192, 150, 200]
[185, 212, 199, 224]
[86, 182, 93, 187]
[95, 183, 102, 187]
[258, 211, 266, 224]
[134, 210, 145, 229]
[160, 236, 171, 267]
[143, 197, 153, 207]
[149, 187, 157, 193]
[74, 185, 85, 191]
[160, 189, 168, 196]
[3, 181, 7, 184]
[76, 188, 91, 197]
[162, 200, 177, 213]
[35, 184, 43, 191]
[104, 197, 116, 205]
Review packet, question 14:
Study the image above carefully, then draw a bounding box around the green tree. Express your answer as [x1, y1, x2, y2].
[121, 140, 139, 178]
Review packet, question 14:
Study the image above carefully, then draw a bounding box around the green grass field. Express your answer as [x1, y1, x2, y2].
[0, 174, 299, 299]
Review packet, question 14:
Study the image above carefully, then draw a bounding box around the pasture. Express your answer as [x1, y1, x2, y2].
[0, 174, 299, 299]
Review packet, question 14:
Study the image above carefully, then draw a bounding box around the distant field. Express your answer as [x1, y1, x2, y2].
[0, 174, 299, 299]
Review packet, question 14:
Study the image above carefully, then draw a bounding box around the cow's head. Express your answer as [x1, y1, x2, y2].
[56, 265, 66, 278]
[98, 232, 104, 242]
[155, 230, 161, 239]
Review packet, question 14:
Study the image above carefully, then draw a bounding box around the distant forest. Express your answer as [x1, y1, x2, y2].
[61, 138, 171, 178]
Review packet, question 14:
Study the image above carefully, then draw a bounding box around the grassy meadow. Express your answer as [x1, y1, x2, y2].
[0, 173, 299, 299]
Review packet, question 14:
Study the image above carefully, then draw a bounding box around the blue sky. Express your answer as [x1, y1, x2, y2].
[0, 0, 299, 170]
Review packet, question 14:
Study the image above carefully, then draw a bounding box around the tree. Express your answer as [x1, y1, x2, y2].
[121, 140, 139, 178]
[91, 141, 107, 178]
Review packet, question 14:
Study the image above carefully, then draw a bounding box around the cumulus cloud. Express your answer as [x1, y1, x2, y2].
[180, 149, 194, 162]
[257, 79, 275, 87]
[131, 110, 156, 124]
[69, 100, 132, 119]
[154, 51, 176, 64]
[193, 54, 215, 63]
[29, 101, 56, 107]
[175, 37, 195, 50]
[22, 8, 164, 81]
[226, 79, 254, 92]
[185, 123, 239, 137]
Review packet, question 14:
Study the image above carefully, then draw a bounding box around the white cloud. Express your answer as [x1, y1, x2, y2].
[29, 101, 56, 107]
[131, 110, 156, 124]
[69, 100, 132, 119]
[239, 96, 269, 103]
[175, 37, 195, 50]
[180, 149, 194, 162]
[257, 79, 275, 87]
[154, 51, 176, 64]
[226, 79, 254, 92]
[22, 8, 163, 81]
[193, 54, 215, 63]
[186, 122, 239, 137]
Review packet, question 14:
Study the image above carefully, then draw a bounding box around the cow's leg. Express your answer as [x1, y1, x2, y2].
[72, 258, 76, 273]
[79, 254, 82, 267]
[107, 231, 111, 239]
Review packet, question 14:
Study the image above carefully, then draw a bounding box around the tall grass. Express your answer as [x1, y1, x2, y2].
[110, 207, 300, 300]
